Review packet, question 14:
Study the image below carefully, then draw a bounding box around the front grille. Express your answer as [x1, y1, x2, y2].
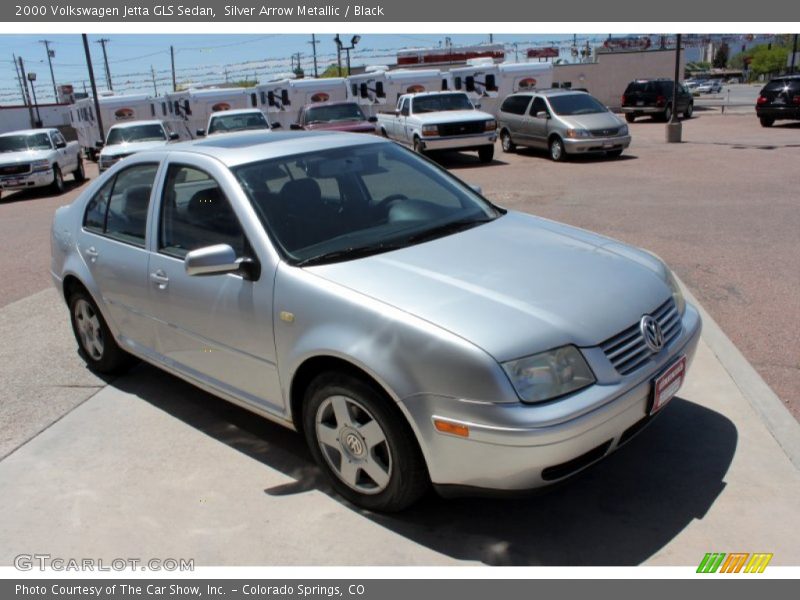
[601, 298, 682, 375]
[0, 163, 30, 176]
[436, 121, 485, 136]
[589, 127, 620, 137]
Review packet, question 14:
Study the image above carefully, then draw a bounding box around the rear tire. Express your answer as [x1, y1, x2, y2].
[683, 103, 694, 119]
[478, 145, 494, 163]
[73, 157, 86, 182]
[625, 113, 636, 123]
[303, 372, 429, 512]
[760, 117, 775, 127]
[549, 136, 566, 162]
[68, 288, 135, 375]
[661, 104, 673, 122]
[500, 129, 516, 152]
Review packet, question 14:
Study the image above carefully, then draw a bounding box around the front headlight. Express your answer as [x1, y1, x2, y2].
[565, 128, 591, 139]
[665, 268, 686, 316]
[485, 119, 497, 131]
[618, 124, 629, 136]
[421, 124, 438, 137]
[31, 159, 51, 172]
[502, 345, 596, 404]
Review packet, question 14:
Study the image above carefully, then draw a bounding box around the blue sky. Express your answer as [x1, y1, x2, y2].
[0, 33, 718, 104]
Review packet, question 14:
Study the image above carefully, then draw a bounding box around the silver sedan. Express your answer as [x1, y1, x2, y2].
[50, 131, 701, 511]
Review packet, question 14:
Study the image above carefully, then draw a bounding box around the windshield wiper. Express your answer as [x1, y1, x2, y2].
[405, 216, 493, 245]
[296, 241, 404, 267]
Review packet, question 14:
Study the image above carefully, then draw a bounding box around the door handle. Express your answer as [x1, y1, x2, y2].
[150, 270, 169, 290]
[84, 246, 99, 262]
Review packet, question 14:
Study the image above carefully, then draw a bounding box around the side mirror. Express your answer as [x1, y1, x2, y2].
[196, 129, 206, 137]
[185, 244, 257, 280]
[169, 132, 180, 141]
[271, 122, 281, 129]
[95, 140, 105, 149]
[289, 123, 303, 130]
[55, 140, 67, 149]
[469, 184, 483, 195]
[367, 116, 378, 123]
[474, 103, 482, 109]
[535, 111, 549, 119]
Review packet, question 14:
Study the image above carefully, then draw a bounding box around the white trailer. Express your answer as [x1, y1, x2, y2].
[252, 78, 294, 129]
[161, 88, 251, 139]
[449, 62, 554, 116]
[346, 67, 390, 117]
[347, 69, 450, 117]
[70, 93, 154, 160]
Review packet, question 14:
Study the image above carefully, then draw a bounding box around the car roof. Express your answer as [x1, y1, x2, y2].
[769, 75, 800, 82]
[108, 120, 165, 130]
[0, 128, 57, 137]
[303, 101, 359, 108]
[134, 130, 387, 167]
[508, 89, 589, 98]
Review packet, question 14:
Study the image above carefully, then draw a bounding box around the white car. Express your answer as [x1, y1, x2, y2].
[196, 109, 273, 137]
[695, 80, 723, 94]
[98, 120, 179, 172]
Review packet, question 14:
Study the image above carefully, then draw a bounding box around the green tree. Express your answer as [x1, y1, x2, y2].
[320, 64, 349, 78]
[713, 43, 729, 69]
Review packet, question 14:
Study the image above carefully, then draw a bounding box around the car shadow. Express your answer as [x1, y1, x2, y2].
[512, 147, 639, 163]
[0, 178, 87, 204]
[114, 362, 736, 566]
[425, 152, 509, 170]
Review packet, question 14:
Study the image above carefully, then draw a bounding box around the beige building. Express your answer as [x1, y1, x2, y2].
[553, 49, 686, 110]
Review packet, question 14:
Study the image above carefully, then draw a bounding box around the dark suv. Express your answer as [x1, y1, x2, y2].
[621, 79, 694, 123]
[756, 75, 800, 127]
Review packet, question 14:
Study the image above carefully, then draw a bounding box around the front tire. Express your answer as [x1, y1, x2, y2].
[68, 289, 134, 374]
[500, 129, 516, 152]
[412, 136, 425, 156]
[303, 372, 428, 512]
[549, 136, 566, 162]
[661, 104, 673, 122]
[50, 166, 65, 195]
[683, 103, 694, 119]
[760, 116, 775, 127]
[478, 145, 494, 163]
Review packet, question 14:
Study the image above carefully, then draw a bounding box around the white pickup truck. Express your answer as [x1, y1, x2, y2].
[376, 91, 497, 163]
[0, 128, 85, 198]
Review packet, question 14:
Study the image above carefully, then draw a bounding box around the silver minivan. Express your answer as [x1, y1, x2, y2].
[497, 90, 631, 161]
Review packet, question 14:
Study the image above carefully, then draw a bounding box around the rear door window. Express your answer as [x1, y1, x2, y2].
[500, 95, 531, 115]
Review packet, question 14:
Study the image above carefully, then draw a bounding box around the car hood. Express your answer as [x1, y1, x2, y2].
[0, 149, 52, 164]
[416, 109, 494, 124]
[556, 112, 625, 130]
[101, 140, 168, 158]
[305, 120, 376, 133]
[308, 211, 670, 362]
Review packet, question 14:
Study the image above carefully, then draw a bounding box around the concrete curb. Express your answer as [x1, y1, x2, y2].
[678, 277, 800, 471]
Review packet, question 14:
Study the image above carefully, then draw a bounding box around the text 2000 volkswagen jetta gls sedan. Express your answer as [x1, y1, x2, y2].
[51, 131, 701, 511]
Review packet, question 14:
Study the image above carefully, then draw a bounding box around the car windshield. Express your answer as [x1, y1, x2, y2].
[208, 112, 269, 134]
[0, 133, 51, 153]
[106, 124, 166, 145]
[233, 142, 501, 265]
[548, 94, 608, 116]
[304, 104, 366, 124]
[413, 93, 474, 113]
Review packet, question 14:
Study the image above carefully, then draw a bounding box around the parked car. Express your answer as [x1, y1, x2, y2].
[497, 89, 631, 161]
[621, 79, 694, 122]
[196, 108, 275, 137]
[291, 101, 377, 134]
[376, 91, 497, 163]
[756, 75, 800, 127]
[695, 80, 723, 94]
[0, 128, 84, 199]
[98, 120, 180, 172]
[51, 131, 701, 511]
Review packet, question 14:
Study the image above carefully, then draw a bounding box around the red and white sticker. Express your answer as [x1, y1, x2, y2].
[651, 355, 686, 414]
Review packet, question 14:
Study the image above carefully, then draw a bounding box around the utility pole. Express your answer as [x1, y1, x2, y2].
[170, 45, 177, 91]
[666, 33, 682, 143]
[150, 65, 158, 96]
[309, 34, 319, 78]
[83, 34, 105, 146]
[791, 34, 798, 74]
[335, 34, 342, 76]
[12, 53, 30, 107]
[40, 40, 58, 101]
[16, 57, 36, 128]
[95, 38, 112, 90]
[489, 34, 493, 44]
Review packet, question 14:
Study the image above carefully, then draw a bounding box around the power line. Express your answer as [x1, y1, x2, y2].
[95, 38, 112, 90]
[39, 40, 58, 101]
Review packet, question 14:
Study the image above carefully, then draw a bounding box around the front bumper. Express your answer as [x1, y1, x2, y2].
[402, 303, 702, 492]
[419, 131, 497, 152]
[564, 135, 631, 154]
[0, 169, 53, 191]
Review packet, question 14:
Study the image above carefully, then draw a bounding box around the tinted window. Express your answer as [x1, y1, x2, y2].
[548, 94, 607, 116]
[764, 79, 800, 92]
[303, 103, 366, 124]
[208, 112, 269, 134]
[413, 93, 473, 112]
[83, 177, 115, 233]
[530, 97, 548, 116]
[159, 165, 246, 258]
[500, 95, 531, 115]
[106, 124, 166, 145]
[104, 164, 159, 246]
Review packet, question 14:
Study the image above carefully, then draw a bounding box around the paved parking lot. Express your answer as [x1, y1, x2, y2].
[0, 109, 799, 566]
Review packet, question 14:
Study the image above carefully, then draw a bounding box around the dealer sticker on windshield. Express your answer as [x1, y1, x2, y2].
[651, 355, 686, 414]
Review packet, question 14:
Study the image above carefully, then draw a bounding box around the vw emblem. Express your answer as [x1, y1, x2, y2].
[344, 433, 364, 457]
[640, 315, 665, 353]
